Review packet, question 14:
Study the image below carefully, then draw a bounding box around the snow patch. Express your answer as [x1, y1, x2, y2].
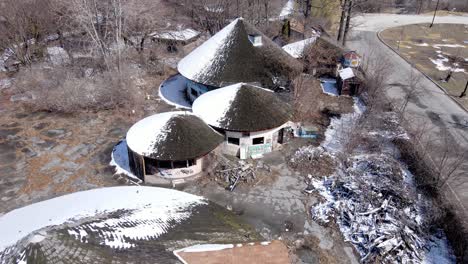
[414, 42, 429, 47]
[430, 55, 465, 72]
[433, 44, 465, 49]
[110, 139, 141, 182]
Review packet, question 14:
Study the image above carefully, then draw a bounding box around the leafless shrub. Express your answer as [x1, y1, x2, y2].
[13, 61, 141, 113]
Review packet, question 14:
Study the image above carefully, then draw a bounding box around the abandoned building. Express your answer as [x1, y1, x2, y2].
[177, 17, 302, 102]
[126, 111, 223, 184]
[341, 50, 362, 68]
[337, 67, 364, 96]
[192, 83, 293, 159]
[150, 28, 200, 52]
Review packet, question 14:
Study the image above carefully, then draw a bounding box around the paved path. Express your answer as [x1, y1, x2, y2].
[348, 14, 468, 221]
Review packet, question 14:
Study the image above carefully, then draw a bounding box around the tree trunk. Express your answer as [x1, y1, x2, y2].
[342, 0, 353, 46]
[304, 0, 311, 18]
[337, 0, 347, 42]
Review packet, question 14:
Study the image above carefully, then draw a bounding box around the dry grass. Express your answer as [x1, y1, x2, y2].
[380, 23, 468, 108]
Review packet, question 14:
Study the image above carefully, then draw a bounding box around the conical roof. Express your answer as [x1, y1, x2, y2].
[192, 83, 292, 132]
[126, 111, 223, 160]
[177, 18, 301, 87]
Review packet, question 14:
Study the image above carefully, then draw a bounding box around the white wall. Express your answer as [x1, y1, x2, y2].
[145, 157, 203, 184]
[220, 123, 292, 159]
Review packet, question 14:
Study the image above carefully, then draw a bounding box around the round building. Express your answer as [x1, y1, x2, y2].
[126, 111, 223, 184]
[192, 83, 293, 159]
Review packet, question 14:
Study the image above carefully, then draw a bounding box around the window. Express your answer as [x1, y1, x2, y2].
[173, 160, 188, 168]
[156, 160, 172, 169]
[188, 159, 197, 166]
[191, 88, 198, 96]
[227, 137, 240, 145]
[252, 137, 264, 145]
[248, 34, 262, 46]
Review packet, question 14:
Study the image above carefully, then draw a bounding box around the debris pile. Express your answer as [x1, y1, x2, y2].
[215, 161, 256, 191]
[213, 158, 271, 191]
[309, 154, 434, 263]
[289, 146, 336, 176]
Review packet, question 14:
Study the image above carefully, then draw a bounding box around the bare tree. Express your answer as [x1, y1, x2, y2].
[397, 69, 423, 119]
[0, 0, 58, 66]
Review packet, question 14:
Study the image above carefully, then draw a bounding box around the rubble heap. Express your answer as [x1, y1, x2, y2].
[310, 154, 434, 263]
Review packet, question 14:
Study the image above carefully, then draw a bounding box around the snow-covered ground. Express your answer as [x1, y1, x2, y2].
[158, 74, 192, 109]
[0, 186, 207, 251]
[430, 54, 465, 73]
[110, 139, 141, 182]
[291, 99, 455, 263]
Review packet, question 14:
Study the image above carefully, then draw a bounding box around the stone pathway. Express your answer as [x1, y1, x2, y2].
[0, 111, 134, 214]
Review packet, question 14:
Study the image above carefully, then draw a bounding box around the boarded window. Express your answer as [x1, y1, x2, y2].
[227, 137, 240, 145]
[173, 160, 188, 168]
[252, 137, 264, 145]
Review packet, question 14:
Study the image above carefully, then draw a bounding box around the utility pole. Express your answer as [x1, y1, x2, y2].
[430, 0, 440, 28]
[460, 81, 468, 98]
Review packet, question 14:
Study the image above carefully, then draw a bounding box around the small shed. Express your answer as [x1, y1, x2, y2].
[150, 28, 200, 52]
[192, 83, 293, 159]
[342, 50, 361, 68]
[126, 111, 223, 184]
[337, 67, 363, 96]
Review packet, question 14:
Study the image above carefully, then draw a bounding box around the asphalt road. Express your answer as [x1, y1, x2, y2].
[347, 14, 468, 220]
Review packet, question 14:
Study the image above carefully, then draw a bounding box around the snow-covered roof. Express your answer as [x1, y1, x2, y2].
[279, 0, 295, 19]
[150, 28, 200, 42]
[192, 83, 292, 132]
[0, 186, 206, 251]
[177, 18, 301, 88]
[126, 111, 223, 160]
[339, 67, 355, 80]
[282, 37, 318, 58]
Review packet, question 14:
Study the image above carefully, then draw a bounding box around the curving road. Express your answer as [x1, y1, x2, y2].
[347, 14, 468, 222]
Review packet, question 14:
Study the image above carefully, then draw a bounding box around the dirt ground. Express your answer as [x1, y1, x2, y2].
[0, 73, 175, 214]
[380, 23, 468, 108]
